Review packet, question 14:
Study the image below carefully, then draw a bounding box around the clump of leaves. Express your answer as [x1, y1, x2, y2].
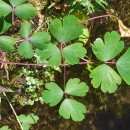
[18, 113, 39, 130]
[18, 22, 51, 58]
[41, 78, 89, 121]
[90, 31, 126, 93]
[36, 15, 87, 67]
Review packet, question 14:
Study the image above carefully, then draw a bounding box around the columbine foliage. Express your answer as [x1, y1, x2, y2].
[0, 0, 37, 20]
[18, 113, 39, 130]
[90, 64, 122, 93]
[116, 48, 130, 85]
[36, 15, 87, 66]
[41, 78, 89, 121]
[90, 31, 125, 93]
[49, 15, 83, 43]
[18, 21, 51, 58]
[1, 2, 130, 123]
[92, 31, 124, 62]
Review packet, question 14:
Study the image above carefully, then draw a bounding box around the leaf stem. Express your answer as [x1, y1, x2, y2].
[3, 92, 24, 130]
[60, 42, 66, 89]
[105, 61, 117, 64]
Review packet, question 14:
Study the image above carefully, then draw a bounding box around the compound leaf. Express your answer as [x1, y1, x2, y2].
[116, 48, 130, 85]
[20, 22, 31, 38]
[92, 31, 124, 61]
[30, 32, 50, 50]
[65, 78, 89, 97]
[35, 44, 61, 67]
[18, 41, 34, 58]
[14, 4, 37, 20]
[59, 99, 86, 121]
[0, 36, 15, 53]
[0, 1, 12, 17]
[63, 43, 87, 65]
[9, 0, 25, 7]
[49, 15, 83, 43]
[41, 82, 63, 106]
[90, 64, 122, 93]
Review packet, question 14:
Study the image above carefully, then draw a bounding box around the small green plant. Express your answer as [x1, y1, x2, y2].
[1, 0, 130, 128]
[42, 78, 89, 121]
[18, 22, 51, 58]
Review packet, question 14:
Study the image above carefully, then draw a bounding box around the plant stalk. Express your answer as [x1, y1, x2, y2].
[3, 92, 24, 130]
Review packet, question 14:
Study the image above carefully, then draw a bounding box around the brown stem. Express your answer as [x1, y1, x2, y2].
[79, 14, 119, 24]
[12, 6, 15, 25]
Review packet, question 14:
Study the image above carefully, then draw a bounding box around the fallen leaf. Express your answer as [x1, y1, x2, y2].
[118, 19, 130, 37]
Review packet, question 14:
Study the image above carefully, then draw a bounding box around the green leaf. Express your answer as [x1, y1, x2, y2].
[59, 99, 86, 121]
[0, 126, 11, 130]
[9, 0, 25, 6]
[92, 31, 124, 61]
[18, 41, 34, 58]
[20, 22, 31, 38]
[65, 78, 89, 96]
[14, 4, 37, 20]
[0, 36, 15, 53]
[35, 44, 61, 67]
[63, 43, 87, 65]
[116, 48, 130, 85]
[30, 32, 51, 50]
[41, 82, 64, 106]
[90, 64, 122, 93]
[21, 123, 30, 130]
[0, 15, 12, 34]
[18, 113, 39, 124]
[95, 0, 108, 9]
[0, 1, 12, 17]
[79, 28, 90, 44]
[49, 15, 83, 42]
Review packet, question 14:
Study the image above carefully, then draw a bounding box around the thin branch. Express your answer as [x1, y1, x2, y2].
[0, 60, 117, 67]
[87, 14, 119, 21]
[3, 92, 24, 130]
[79, 14, 119, 24]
